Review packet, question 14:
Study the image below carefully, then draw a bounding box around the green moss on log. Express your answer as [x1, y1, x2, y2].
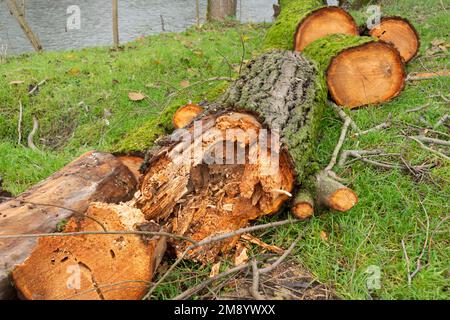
[302, 34, 373, 74]
[263, 0, 324, 51]
[212, 50, 327, 184]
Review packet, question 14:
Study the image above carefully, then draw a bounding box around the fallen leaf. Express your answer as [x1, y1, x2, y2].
[128, 92, 146, 101]
[320, 231, 328, 242]
[209, 262, 221, 278]
[192, 50, 203, 57]
[68, 67, 80, 76]
[234, 243, 249, 266]
[179, 80, 190, 88]
[9, 80, 24, 85]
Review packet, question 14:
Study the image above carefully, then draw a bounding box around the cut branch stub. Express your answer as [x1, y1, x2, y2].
[316, 173, 358, 212]
[304, 34, 406, 108]
[367, 17, 420, 63]
[172, 103, 204, 129]
[294, 6, 358, 52]
[292, 191, 314, 219]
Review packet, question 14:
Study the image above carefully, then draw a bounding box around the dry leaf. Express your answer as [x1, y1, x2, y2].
[320, 231, 328, 242]
[179, 80, 190, 88]
[209, 262, 221, 278]
[192, 50, 203, 57]
[68, 67, 80, 76]
[241, 234, 284, 255]
[234, 243, 249, 266]
[128, 92, 146, 101]
[9, 80, 24, 85]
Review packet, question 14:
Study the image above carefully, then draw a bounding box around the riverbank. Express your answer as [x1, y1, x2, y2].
[1, 0, 449, 300]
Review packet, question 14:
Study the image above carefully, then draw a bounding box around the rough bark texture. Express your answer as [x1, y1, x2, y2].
[366, 17, 420, 63]
[303, 34, 406, 108]
[137, 51, 327, 262]
[215, 50, 327, 184]
[207, 0, 237, 21]
[12, 202, 166, 300]
[0, 151, 138, 299]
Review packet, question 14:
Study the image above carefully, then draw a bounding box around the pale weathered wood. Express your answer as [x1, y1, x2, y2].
[112, 0, 120, 48]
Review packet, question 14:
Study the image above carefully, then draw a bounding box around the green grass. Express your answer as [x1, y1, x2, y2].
[0, 0, 448, 300]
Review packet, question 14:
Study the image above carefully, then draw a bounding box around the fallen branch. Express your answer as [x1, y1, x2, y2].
[434, 114, 449, 129]
[408, 136, 449, 160]
[251, 260, 264, 300]
[330, 101, 361, 134]
[410, 136, 450, 147]
[27, 116, 38, 150]
[355, 113, 392, 136]
[325, 117, 351, 172]
[406, 103, 431, 113]
[407, 70, 450, 81]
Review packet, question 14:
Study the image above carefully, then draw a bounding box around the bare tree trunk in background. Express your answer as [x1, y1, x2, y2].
[207, 0, 237, 21]
[6, 0, 42, 52]
[112, 0, 120, 49]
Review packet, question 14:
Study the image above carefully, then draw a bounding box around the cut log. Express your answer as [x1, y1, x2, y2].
[172, 103, 204, 129]
[12, 202, 166, 300]
[136, 50, 327, 262]
[366, 17, 420, 63]
[264, 0, 358, 52]
[0, 151, 138, 299]
[303, 34, 406, 108]
[292, 191, 314, 219]
[294, 7, 358, 52]
[316, 173, 358, 212]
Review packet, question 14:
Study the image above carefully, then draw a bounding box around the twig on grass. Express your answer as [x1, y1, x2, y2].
[406, 103, 431, 113]
[355, 113, 392, 136]
[251, 259, 265, 300]
[27, 116, 39, 150]
[28, 78, 47, 96]
[434, 114, 449, 129]
[325, 117, 351, 172]
[408, 136, 449, 160]
[17, 100, 23, 145]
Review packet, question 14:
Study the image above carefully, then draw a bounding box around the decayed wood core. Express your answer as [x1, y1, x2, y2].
[172, 103, 204, 129]
[369, 17, 419, 63]
[136, 111, 295, 262]
[294, 7, 358, 52]
[326, 41, 406, 108]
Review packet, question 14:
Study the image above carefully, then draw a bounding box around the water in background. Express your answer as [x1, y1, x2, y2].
[0, 0, 276, 55]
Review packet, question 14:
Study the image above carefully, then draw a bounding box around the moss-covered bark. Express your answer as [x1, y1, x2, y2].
[263, 0, 324, 51]
[302, 34, 373, 74]
[206, 50, 327, 184]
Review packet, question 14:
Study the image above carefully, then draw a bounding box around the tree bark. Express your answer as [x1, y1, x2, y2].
[207, 0, 237, 21]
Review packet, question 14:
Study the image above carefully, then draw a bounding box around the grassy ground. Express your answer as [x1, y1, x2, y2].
[0, 0, 448, 299]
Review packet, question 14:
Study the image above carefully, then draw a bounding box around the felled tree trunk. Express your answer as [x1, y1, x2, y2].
[134, 50, 355, 263]
[207, 0, 237, 21]
[364, 17, 420, 63]
[264, 0, 358, 52]
[0, 151, 139, 299]
[303, 34, 406, 108]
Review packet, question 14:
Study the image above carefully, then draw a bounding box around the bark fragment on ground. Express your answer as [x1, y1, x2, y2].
[12, 202, 166, 300]
[367, 17, 420, 63]
[0, 151, 138, 299]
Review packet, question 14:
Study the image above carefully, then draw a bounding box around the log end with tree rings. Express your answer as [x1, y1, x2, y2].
[172, 103, 204, 129]
[294, 6, 359, 52]
[326, 41, 406, 108]
[368, 17, 420, 63]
